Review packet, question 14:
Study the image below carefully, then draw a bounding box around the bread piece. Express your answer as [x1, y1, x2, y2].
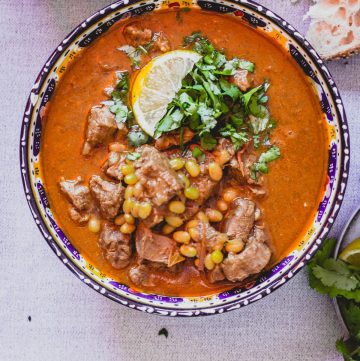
[305, 0, 360, 60]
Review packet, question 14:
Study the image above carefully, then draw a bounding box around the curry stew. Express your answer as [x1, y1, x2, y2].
[42, 9, 328, 296]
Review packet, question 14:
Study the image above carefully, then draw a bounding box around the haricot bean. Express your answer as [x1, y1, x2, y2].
[208, 162, 223, 181]
[185, 160, 200, 177]
[88, 217, 101, 233]
[169, 200, 185, 214]
[180, 245, 197, 258]
[173, 231, 190, 244]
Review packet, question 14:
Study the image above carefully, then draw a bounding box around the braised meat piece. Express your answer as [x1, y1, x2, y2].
[231, 70, 252, 91]
[153, 32, 171, 52]
[89, 175, 124, 219]
[135, 223, 183, 266]
[99, 223, 132, 269]
[134, 145, 184, 206]
[59, 177, 92, 211]
[208, 265, 226, 283]
[128, 263, 155, 287]
[221, 198, 255, 241]
[155, 128, 194, 151]
[123, 23, 152, 47]
[229, 147, 264, 186]
[221, 227, 271, 282]
[105, 151, 129, 181]
[213, 138, 235, 165]
[69, 207, 90, 224]
[192, 221, 227, 252]
[82, 106, 117, 155]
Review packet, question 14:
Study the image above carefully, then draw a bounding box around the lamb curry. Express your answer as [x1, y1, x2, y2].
[41, 9, 328, 296]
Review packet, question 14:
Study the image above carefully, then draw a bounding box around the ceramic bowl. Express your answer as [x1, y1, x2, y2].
[20, 0, 349, 316]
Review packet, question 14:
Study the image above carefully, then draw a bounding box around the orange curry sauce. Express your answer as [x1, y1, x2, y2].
[41, 9, 328, 296]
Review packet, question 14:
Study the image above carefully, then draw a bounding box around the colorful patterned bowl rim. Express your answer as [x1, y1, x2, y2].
[20, 0, 350, 316]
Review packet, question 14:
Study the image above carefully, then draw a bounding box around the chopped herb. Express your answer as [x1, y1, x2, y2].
[220, 124, 248, 151]
[192, 146, 205, 161]
[104, 72, 132, 129]
[158, 328, 169, 338]
[127, 152, 141, 161]
[153, 32, 277, 165]
[251, 146, 280, 179]
[118, 45, 142, 69]
[192, 146, 203, 158]
[200, 132, 217, 150]
[118, 33, 160, 70]
[127, 126, 149, 147]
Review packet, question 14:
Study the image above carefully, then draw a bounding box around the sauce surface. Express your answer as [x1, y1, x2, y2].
[41, 9, 328, 296]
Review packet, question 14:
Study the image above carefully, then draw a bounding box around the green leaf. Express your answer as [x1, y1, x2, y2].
[127, 152, 141, 161]
[219, 124, 248, 151]
[192, 146, 204, 159]
[312, 265, 359, 291]
[251, 146, 280, 179]
[341, 301, 360, 337]
[200, 132, 217, 150]
[127, 127, 149, 147]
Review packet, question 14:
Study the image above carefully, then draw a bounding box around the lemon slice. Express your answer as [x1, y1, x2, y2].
[131, 50, 202, 137]
[339, 237, 360, 266]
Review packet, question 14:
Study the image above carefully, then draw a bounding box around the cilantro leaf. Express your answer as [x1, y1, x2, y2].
[251, 146, 280, 179]
[127, 126, 149, 147]
[312, 265, 359, 291]
[127, 152, 141, 161]
[200, 132, 217, 150]
[220, 124, 248, 151]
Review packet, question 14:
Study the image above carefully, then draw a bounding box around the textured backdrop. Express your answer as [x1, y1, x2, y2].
[0, 1, 359, 360]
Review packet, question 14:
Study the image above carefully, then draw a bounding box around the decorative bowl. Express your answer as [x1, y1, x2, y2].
[20, 0, 349, 316]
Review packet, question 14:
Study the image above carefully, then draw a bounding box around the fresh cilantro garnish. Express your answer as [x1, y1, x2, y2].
[307, 239, 360, 360]
[127, 125, 149, 147]
[192, 146, 205, 161]
[251, 146, 280, 179]
[127, 152, 141, 161]
[104, 72, 132, 128]
[118, 45, 142, 69]
[118, 33, 160, 69]
[153, 32, 276, 160]
[219, 124, 248, 151]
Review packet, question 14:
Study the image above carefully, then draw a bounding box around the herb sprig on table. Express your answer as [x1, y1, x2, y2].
[308, 239, 360, 360]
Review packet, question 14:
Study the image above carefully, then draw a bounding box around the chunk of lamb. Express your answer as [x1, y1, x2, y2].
[99, 223, 132, 269]
[105, 151, 129, 181]
[59, 177, 91, 211]
[208, 265, 226, 283]
[153, 32, 171, 52]
[189, 139, 234, 204]
[221, 227, 271, 282]
[135, 222, 183, 266]
[123, 23, 152, 47]
[134, 145, 184, 207]
[69, 207, 89, 224]
[229, 146, 264, 187]
[128, 264, 155, 288]
[192, 221, 228, 252]
[221, 198, 255, 241]
[124, 24, 170, 52]
[89, 175, 124, 219]
[155, 128, 194, 151]
[82, 106, 117, 155]
[230, 70, 252, 91]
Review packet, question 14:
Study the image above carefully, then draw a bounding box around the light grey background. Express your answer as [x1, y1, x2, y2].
[0, 1, 359, 360]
